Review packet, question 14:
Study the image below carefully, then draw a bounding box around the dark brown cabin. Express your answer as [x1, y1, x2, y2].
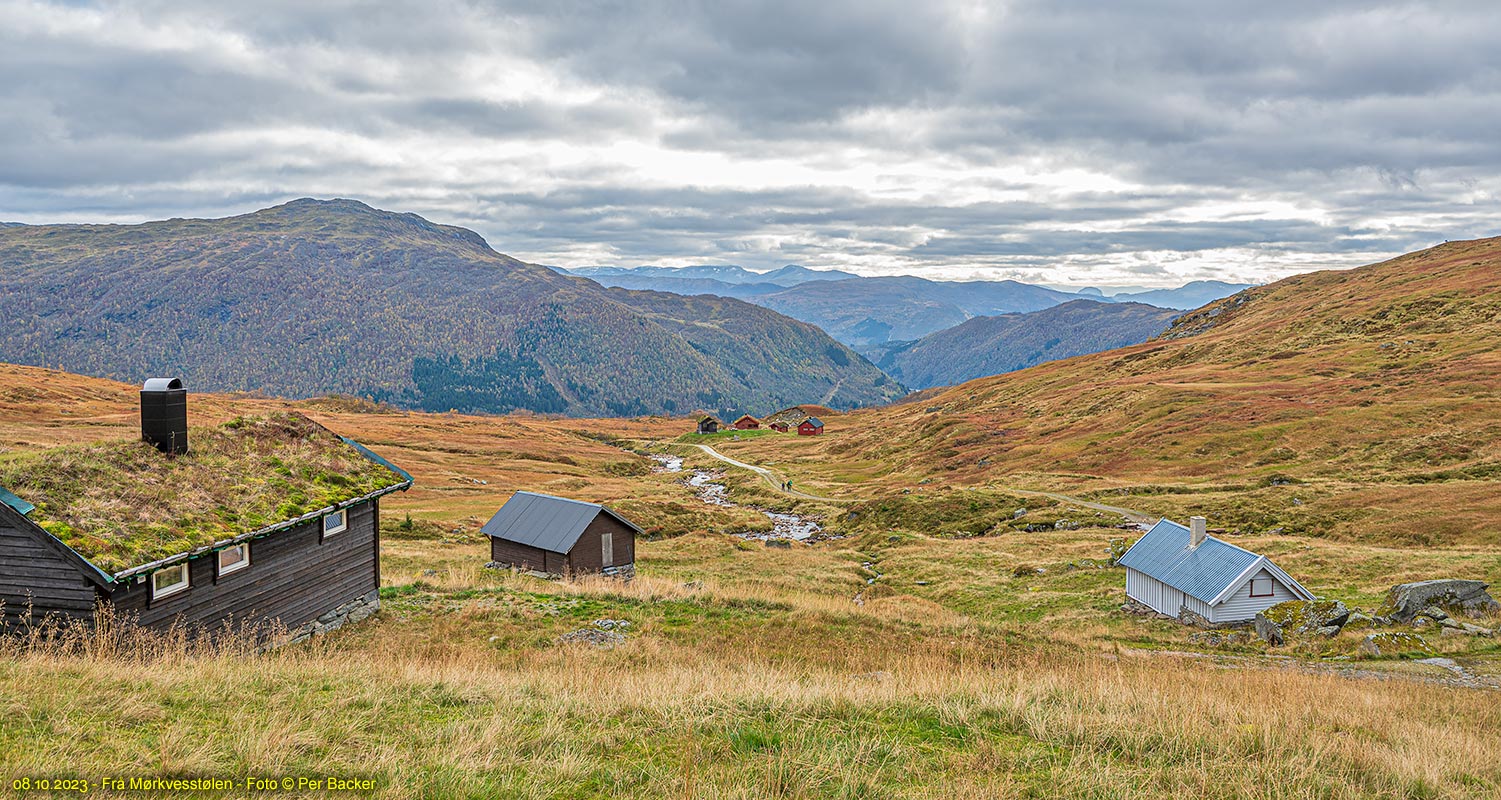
[0, 380, 412, 643]
[732, 415, 761, 430]
[696, 415, 721, 434]
[483, 491, 639, 579]
[769, 422, 789, 432]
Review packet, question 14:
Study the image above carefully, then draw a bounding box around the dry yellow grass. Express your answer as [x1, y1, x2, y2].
[3, 362, 1501, 796]
[3, 596, 1499, 799]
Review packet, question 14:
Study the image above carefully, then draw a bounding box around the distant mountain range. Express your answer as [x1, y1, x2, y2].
[558, 265, 1251, 345]
[567, 263, 860, 287]
[0, 199, 903, 417]
[1110, 280, 1257, 310]
[866, 300, 1181, 390]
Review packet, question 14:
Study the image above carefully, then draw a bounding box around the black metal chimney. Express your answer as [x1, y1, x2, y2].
[140, 378, 188, 455]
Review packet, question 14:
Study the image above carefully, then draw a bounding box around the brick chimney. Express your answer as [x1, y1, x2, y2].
[1189, 516, 1208, 549]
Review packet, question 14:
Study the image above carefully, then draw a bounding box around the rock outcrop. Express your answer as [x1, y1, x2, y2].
[1253, 599, 1350, 645]
[1358, 631, 1434, 658]
[1380, 580, 1499, 623]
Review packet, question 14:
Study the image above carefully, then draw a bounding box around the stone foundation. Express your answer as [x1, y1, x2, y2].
[486, 561, 635, 582]
[285, 589, 380, 645]
[601, 563, 636, 581]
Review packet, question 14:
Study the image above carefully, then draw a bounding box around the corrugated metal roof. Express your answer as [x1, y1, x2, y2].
[1118, 519, 1265, 605]
[141, 377, 183, 392]
[802, 417, 824, 427]
[0, 485, 35, 516]
[480, 491, 640, 554]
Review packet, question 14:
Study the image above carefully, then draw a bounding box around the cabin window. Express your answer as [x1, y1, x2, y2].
[217, 542, 250, 576]
[151, 563, 190, 600]
[323, 509, 348, 537]
[1250, 576, 1274, 597]
[601, 532, 614, 565]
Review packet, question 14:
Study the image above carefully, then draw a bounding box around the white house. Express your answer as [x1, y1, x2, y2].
[1119, 516, 1314, 624]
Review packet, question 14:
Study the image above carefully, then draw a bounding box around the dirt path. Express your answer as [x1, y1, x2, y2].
[1005, 489, 1156, 525]
[691, 444, 846, 503]
[691, 444, 1155, 522]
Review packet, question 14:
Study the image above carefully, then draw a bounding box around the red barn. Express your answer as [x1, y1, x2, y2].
[797, 417, 824, 436]
[769, 422, 789, 432]
[732, 415, 760, 430]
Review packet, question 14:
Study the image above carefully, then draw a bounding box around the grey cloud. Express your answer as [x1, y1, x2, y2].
[1, 1, 1499, 285]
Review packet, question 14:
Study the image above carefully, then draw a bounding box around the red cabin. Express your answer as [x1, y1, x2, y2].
[732, 415, 760, 430]
[769, 422, 789, 433]
[797, 417, 824, 436]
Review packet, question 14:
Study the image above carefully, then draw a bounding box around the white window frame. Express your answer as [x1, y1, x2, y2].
[1250, 576, 1274, 598]
[151, 563, 190, 601]
[601, 532, 614, 566]
[323, 509, 348, 537]
[216, 542, 251, 576]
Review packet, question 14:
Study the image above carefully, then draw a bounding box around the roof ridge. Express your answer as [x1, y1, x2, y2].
[1156, 517, 1263, 558]
[514, 490, 603, 508]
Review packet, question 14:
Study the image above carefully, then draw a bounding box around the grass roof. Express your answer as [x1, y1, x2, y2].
[0, 412, 405, 574]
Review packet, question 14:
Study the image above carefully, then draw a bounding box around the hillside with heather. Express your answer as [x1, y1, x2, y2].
[2, 360, 1499, 797]
[706, 237, 1501, 544]
[869, 300, 1180, 389]
[0, 200, 902, 418]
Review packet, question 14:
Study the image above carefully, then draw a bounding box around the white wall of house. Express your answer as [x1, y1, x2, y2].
[1126, 568, 1213, 618]
[1209, 568, 1299, 623]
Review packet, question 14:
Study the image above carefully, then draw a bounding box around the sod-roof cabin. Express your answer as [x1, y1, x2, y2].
[0, 381, 411, 641]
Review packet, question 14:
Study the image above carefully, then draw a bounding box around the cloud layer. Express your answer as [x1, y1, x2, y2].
[3, 0, 1499, 286]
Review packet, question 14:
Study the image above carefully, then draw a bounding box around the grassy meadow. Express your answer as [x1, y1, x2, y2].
[3, 364, 1501, 797]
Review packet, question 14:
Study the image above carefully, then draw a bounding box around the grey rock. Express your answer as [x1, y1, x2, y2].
[1359, 631, 1434, 658]
[1422, 605, 1449, 621]
[1013, 508, 1027, 519]
[1257, 599, 1350, 638]
[1382, 580, 1500, 623]
[1316, 625, 1342, 637]
[1254, 615, 1285, 646]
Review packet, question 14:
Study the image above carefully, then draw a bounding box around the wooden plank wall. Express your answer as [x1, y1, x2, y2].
[0, 510, 98, 630]
[567, 514, 636, 574]
[109, 500, 380, 636]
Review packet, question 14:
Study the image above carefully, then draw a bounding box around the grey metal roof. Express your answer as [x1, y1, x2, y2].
[142, 377, 183, 391]
[480, 491, 640, 554]
[802, 417, 824, 427]
[1118, 519, 1313, 605]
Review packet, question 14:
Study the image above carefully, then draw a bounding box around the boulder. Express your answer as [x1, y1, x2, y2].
[1254, 615, 1285, 646]
[1381, 580, 1500, 623]
[1440, 622, 1494, 637]
[1359, 631, 1435, 658]
[1106, 538, 1130, 566]
[1257, 599, 1350, 638]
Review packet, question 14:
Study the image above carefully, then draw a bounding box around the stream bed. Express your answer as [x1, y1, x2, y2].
[652, 454, 828, 542]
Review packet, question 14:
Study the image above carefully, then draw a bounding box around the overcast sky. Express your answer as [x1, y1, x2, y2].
[3, 1, 1499, 287]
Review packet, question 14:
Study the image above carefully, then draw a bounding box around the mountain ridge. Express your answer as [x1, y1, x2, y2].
[868, 299, 1181, 389]
[0, 199, 903, 418]
[567, 264, 1249, 346]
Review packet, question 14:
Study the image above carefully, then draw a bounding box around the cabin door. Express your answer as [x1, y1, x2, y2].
[601, 533, 613, 566]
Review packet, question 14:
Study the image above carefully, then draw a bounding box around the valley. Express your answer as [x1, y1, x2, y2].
[3, 279, 1501, 797]
[2, 236, 1501, 799]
